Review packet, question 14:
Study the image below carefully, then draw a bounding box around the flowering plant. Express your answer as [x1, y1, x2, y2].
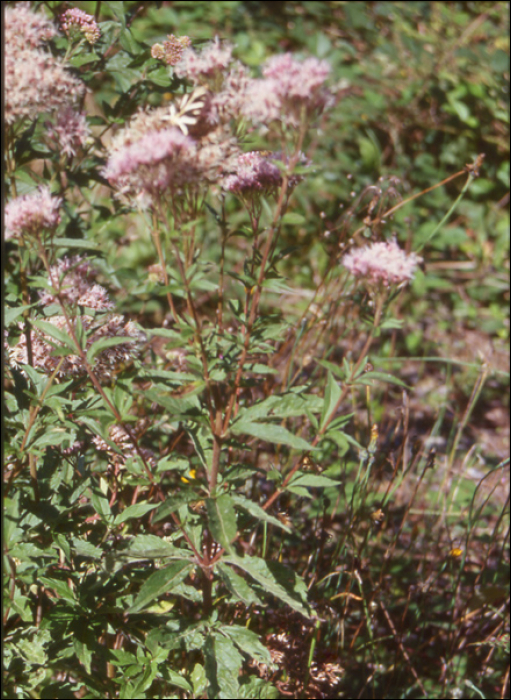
[4, 4, 506, 700]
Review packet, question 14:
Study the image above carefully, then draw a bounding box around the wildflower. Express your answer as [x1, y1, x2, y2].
[103, 127, 198, 199]
[223, 151, 284, 195]
[342, 239, 422, 287]
[8, 313, 145, 382]
[8, 256, 145, 382]
[5, 3, 57, 51]
[5, 5, 85, 125]
[223, 150, 309, 197]
[60, 8, 101, 45]
[5, 187, 61, 240]
[39, 255, 115, 312]
[242, 53, 332, 127]
[151, 34, 191, 66]
[175, 38, 233, 85]
[45, 108, 91, 158]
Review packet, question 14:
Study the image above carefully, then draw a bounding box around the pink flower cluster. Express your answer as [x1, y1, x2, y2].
[8, 256, 145, 382]
[60, 8, 101, 45]
[5, 3, 57, 50]
[342, 239, 422, 287]
[45, 107, 91, 158]
[175, 39, 233, 85]
[5, 187, 62, 240]
[5, 5, 85, 125]
[39, 256, 114, 310]
[242, 53, 332, 127]
[151, 34, 191, 66]
[223, 151, 284, 195]
[104, 127, 199, 199]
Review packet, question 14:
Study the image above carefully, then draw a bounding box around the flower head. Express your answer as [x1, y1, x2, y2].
[5, 5, 85, 125]
[60, 8, 101, 45]
[175, 39, 233, 85]
[103, 127, 198, 199]
[5, 187, 61, 239]
[8, 257, 145, 382]
[342, 239, 422, 287]
[242, 53, 332, 127]
[39, 256, 113, 310]
[151, 34, 191, 66]
[45, 108, 91, 158]
[5, 3, 57, 50]
[223, 150, 308, 197]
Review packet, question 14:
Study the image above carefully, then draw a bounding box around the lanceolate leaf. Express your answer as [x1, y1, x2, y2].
[231, 494, 292, 533]
[231, 420, 314, 451]
[224, 554, 312, 618]
[320, 371, 342, 431]
[207, 494, 237, 551]
[128, 560, 193, 614]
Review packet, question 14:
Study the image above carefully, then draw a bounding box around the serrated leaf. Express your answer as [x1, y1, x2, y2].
[128, 560, 193, 614]
[207, 495, 237, 551]
[231, 420, 313, 451]
[205, 632, 242, 699]
[217, 563, 264, 606]
[221, 624, 272, 666]
[224, 554, 311, 618]
[38, 576, 76, 604]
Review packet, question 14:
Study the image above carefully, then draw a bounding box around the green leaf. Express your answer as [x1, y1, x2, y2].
[224, 554, 312, 618]
[289, 474, 341, 488]
[89, 488, 112, 521]
[122, 534, 189, 559]
[354, 371, 409, 389]
[320, 372, 342, 431]
[316, 358, 345, 380]
[205, 632, 242, 699]
[128, 560, 193, 614]
[38, 576, 76, 604]
[281, 212, 305, 225]
[152, 492, 202, 524]
[231, 494, 291, 533]
[31, 320, 76, 352]
[217, 563, 264, 606]
[221, 624, 272, 666]
[5, 304, 34, 325]
[113, 502, 158, 525]
[87, 335, 138, 364]
[207, 495, 237, 551]
[231, 420, 314, 451]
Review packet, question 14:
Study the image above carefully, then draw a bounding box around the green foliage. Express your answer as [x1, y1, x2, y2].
[4, 2, 508, 699]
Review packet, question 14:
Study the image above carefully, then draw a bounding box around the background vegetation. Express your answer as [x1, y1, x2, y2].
[4, 1, 509, 698]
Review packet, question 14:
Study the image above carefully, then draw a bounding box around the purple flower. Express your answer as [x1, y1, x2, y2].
[342, 239, 422, 287]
